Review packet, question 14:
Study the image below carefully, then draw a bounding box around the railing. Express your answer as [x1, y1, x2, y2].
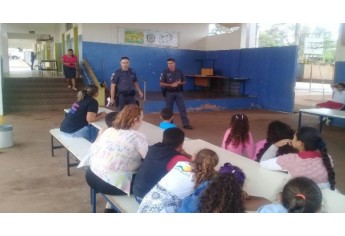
[80, 64, 93, 85]
[38, 60, 58, 77]
[81, 60, 105, 106]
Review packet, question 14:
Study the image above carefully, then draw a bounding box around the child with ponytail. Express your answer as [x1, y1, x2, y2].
[221, 114, 255, 160]
[257, 176, 322, 213]
[260, 126, 336, 191]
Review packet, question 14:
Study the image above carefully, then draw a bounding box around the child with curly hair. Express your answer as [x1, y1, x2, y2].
[137, 148, 219, 213]
[221, 114, 255, 160]
[178, 162, 270, 213]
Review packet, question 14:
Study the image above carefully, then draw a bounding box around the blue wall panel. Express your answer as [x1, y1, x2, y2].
[240, 46, 298, 113]
[205, 46, 298, 113]
[143, 97, 258, 113]
[82, 42, 205, 91]
[334, 61, 345, 83]
[82, 41, 298, 113]
[205, 50, 241, 76]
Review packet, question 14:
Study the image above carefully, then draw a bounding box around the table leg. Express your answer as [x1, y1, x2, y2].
[228, 80, 231, 96]
[298, 111, 302, 128]
[319, 116, 324, 133]
[242, 81, 246, 96]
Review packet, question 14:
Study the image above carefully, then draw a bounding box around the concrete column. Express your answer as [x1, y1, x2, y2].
[0, 23, 4, 116]
[240, 23, 257, 49]
[335, 23, 345, 61]
[0, 23, 9, 73]
[240, 24, 247, 48]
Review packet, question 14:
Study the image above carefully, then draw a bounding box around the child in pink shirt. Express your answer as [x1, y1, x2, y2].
[260, 126, 336, 190]
[221, 114, 255, 160]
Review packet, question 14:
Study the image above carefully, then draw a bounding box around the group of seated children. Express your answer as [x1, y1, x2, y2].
[134, 132, 325, 213]
[61, 85, 336, 213]
[221, 113, 336, 191]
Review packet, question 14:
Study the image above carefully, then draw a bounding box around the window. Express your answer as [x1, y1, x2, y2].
[209, 23, 240, 36]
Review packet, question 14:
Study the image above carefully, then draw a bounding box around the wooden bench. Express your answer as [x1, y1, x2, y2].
[50, 128, 91, 176]
[90, 193, 139, 213]
[321, 189, 345, 213]
[51, 127, 345, 213]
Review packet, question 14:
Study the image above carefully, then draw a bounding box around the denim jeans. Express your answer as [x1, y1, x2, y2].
[61, 125, 91, 141]
[134, 195, 143, 204]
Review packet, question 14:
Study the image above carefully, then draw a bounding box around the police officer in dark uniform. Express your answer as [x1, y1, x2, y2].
[160, 58, 193, 129]
[109, 57, 143, 111]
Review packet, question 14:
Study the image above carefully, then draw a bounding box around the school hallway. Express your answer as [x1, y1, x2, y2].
[0, 102, 344, 212]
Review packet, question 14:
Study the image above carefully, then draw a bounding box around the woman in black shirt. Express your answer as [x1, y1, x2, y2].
[60, 84, 106, 141]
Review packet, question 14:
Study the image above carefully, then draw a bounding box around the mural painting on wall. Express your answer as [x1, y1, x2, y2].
[120, 28, 178, 48]
[124, 30, 144, 44]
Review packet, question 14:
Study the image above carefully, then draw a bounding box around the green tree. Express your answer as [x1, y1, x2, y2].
[258, 24, 336, 63]
[258, 24, 296, 47]
[209, 24, 240, 35]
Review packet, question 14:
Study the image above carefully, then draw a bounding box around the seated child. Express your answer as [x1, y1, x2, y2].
[137, 149, 219, 213]
[159, 108, 177, 130]
[316, 83, 345, 110]
[133, 127, 191, 203]
[254, 121, 297, 162]
[257, 176, 322, 213]
[105, 111, 119, 128]
[178, 162, 270, 213]
[95, 111, 119, 140]
[221, 114, 255, 160]
[260, 126, 336, 191]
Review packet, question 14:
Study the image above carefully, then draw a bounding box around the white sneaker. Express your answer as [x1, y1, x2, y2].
[68, 85, 72, 88]
[325, 118, 331, 126]
[72, 87, 77, 91]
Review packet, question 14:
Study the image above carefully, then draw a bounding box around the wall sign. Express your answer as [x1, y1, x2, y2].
[119, 28, 178, 48]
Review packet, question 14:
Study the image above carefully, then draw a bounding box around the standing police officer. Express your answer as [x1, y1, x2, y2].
[109, 57, 143, 111]
[160, 58, 193, 130]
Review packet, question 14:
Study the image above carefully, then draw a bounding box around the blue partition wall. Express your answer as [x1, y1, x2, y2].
[240, 46, 298, 113]
[207, 46, 298, 113]
[82, 42, 205, 91]
[334, 61, 345, 83]
[83, 41, 298, 113]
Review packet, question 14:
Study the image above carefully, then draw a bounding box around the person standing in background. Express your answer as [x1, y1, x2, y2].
[30, 52, 36, 70]
[62, 49, 79, 91]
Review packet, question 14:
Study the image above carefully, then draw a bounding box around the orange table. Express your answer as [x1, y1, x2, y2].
[185, 74, 249, 96]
